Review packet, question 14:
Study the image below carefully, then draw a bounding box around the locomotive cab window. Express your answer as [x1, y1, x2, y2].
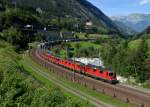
[93, 69, 97, 72]
[99, 71, 103, 73]
[109, 73, 113, 76]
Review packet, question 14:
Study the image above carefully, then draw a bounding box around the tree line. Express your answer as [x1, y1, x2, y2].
[98, 37, 150, 83]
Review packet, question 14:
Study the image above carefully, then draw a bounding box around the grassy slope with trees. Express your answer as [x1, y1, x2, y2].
[95, 30, 150, 88]
[50, 34, 111, 58]
[0, 40, 93, 107]
[53, 32, 150, 88]
[51, 41, 101, 58]
[0, 1, 93, 107]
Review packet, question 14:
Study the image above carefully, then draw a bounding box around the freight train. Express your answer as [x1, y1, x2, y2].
[39, 49, 118, 84]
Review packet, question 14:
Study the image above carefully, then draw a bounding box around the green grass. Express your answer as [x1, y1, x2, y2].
[89, 34, 110, 38]
[29, 42, 39, 48]
[147, 39, 150, 57]
[129, 39, 141, 49]
[129, 39, 150, 57]
[70, 41, 101, 49]
[143, 81, 150, 89]
[76, 33, 110, 39]
[20, 59, 54, 88]
[52, 41, 102, 58]
[76, 33, 86, 39]
[22, 52, 137, 107]
[59, 50, 67, 58]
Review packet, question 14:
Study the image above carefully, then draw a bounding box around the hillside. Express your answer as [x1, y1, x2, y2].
[5, 0, 119, 34]
[0, 39, 94, 107]
[113, 20, 137, 36]
[111, 13, 150, 33]
[135, 26, 150, 39]
[140, 26, 150, 36]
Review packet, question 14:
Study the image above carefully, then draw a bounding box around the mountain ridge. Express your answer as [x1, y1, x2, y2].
[113, 20, 137, 36]
[7, 0, 119, 34]
[111, 13, 150, 33]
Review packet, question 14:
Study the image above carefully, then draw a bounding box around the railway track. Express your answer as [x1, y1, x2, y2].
[24, 53, 113, 107]
[118, 84, 150, 95]
[29, 48, 150, 107]
[116, 84, 150, 97]
[28, 49, 114, 107]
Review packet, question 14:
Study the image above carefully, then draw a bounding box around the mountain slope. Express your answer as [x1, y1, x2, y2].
[7, 0, 119, 34]
[113, 20, 137, 36]
[137, 26, 150, 38]
[111, 13, 150, 33]
[77, 0, 118, 32]
[144, 26, 150, 34]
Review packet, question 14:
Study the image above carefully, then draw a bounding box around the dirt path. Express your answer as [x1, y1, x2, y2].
[24, 53, 115, 107]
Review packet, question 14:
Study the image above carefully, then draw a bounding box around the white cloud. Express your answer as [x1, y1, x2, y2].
[139, 0, 150, 5]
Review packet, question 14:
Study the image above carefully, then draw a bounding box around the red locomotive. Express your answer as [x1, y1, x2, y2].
[40, 51, 118, 84]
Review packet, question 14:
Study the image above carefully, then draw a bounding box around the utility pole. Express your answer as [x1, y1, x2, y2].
[99, 49, 101, 67]
[73, 55, 75, 82]
[12, 0, 17, 11]
[65, 43, 68, 59]
[15, 0, 16, 11]
[73, 41, 77, 82]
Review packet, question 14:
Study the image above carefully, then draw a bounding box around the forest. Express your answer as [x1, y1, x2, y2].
[52, 34, 150, 86]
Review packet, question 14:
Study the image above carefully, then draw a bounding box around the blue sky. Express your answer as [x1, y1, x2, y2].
[87, 0, 150, 16]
